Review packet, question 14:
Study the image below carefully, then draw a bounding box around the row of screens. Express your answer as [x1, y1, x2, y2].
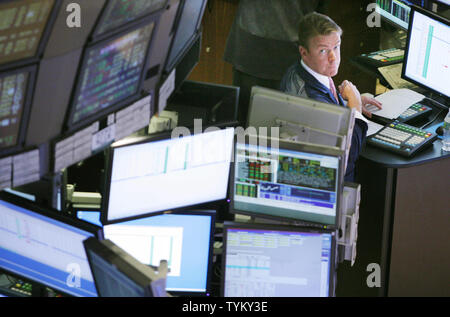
[104, 127, 343, 228]
[0, 0, 207, 156]
[0, 0, 168, 66]
[0, 192, 336, 297]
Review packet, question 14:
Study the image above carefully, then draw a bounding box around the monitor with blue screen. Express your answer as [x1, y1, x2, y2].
[0, 192, 103, 297]
[221, 222, 336, 297]
[103, 210, 215, 296]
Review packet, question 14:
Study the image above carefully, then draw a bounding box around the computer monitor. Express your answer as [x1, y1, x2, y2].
[83, 237, 167, 297]
[103, 210, 215, 296]
[164, 0, 207, 72]
[230, 135, 343, 228]
[103, 127, 234, 224]
[221, 222, 336, 297]
[0, 191, 103, 297]
[65, 15, 157, 132]
[92, 0, 167, 39]
[402, 5, 450, 100]
[0, 65, 36, 157]
[0, 0, 59, 68]
[376, 0, 429, 30]
[247, 86, 354, 157]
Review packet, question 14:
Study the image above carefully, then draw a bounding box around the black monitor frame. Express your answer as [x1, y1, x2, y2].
[163, 0, 207, 74]
[0, 190, 104, 297]
[220, 221, 337, 297]
[101, 125, 235, 225]
[89, 0, 168, 43]
[0, 0, 61, 72]
[64, 13, 160, 134]
[401, 5, 450, 102]
[229, 135, 344, 229]
[0, 64, 38, 158]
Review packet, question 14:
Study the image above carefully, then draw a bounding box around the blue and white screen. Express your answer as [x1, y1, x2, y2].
[224, 227, 333, 297]
[233, 142, 340, 225]
[103, 212, 213, 294]
[107, 127, 234, 222]
[0, 199, 98, 297]
[404, 9, 450, 97]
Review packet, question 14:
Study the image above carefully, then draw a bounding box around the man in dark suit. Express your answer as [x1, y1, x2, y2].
[280, 12, 382, 182]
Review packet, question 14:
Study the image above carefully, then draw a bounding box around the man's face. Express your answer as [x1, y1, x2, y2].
[299, 31, 341, 77]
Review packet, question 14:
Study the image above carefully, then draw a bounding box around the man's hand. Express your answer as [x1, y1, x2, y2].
[361, 95, 383, 118]
[338, 80, 362, 113]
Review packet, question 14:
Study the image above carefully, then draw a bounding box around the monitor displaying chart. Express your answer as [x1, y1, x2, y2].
[403, 6, 450, 98]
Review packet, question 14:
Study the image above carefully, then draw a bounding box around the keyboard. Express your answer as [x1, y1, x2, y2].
[367, 121, 437, 157]
[356, 48, 404, 68]
[397, 103, 432, 123]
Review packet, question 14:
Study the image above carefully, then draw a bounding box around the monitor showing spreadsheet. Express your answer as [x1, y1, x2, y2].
[0, 192, 103, 297]
[66, 15, 156, 131]
[0, 0, 57, 67]
[222, 222, 336, 297]
[0, 65, 36, 156]
[103, 127, 234, 223]
[402, 5, 450, 99]
[93, 0, 166, 38]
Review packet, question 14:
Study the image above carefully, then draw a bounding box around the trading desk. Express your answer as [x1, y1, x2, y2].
[337, 121, 450, 296]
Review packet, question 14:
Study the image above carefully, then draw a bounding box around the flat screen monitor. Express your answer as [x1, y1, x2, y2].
[66, 15, 157, 132]
[103, 127, 234, 224]
[93, 0, 167, 39]
[0, 0, 57, 67]
[230, 136, 343, 228]
[0, 191, 103, 297]
[376, 0, 429, 29]
[402, 5, 450, 100]
[103, 210, 215, 296]
[0, 65, 36, 156]
[164, 0, 207, 72]
[221, 222, 336, 297]
[83, 237, 165, 297]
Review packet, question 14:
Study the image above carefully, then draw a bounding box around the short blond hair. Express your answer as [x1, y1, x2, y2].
[298, 12, 343, 50]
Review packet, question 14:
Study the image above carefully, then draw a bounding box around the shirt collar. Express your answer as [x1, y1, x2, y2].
[301, 59, 331, 90]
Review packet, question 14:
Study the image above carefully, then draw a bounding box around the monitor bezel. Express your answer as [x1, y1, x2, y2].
[163, 0, 207, 73]
[0, 0, 61, 72]
[229, 135, 344, 229]
[401, 5, 450, 100]
[64, 13, 160, 134]
[101, 125, 235, 225]
[220, 221, 337, 297]
[90, 0, 168, 43]
[0, 64, 38, 158]
[0, 190, 104, 297]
